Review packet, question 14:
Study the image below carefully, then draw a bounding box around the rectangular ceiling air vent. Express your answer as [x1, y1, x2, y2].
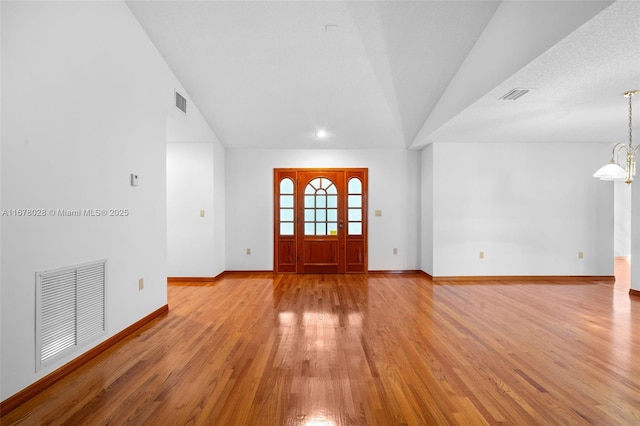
[175, 91, 187, 114]
[499, 88, 532, 101]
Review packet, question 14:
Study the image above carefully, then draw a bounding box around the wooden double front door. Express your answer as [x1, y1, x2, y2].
[274, 168, 368, 273]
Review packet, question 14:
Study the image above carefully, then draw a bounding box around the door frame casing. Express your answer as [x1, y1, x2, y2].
[273, 168, 368, 274]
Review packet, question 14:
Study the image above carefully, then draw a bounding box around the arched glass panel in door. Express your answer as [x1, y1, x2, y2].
[304, 177, 338, 235]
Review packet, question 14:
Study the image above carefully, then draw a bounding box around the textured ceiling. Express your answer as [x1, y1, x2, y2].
[415, 0, 640, 147]
[126, 0, 639, 149]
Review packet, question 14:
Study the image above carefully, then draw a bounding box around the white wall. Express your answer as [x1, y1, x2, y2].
[420, 145, 434, 274]
[0, 1, 217, 401]
[166, 140, 226, 278]
[428, 142, 613, 277]
[167, 143, 215, 276]
[631, 178, 640, 292]
[225, 149, 420, 271]
[0, 2, 3, 359]
[165, 90, 226, 278]
[213, 139, 227, 270]
[614, 181, 632, 257]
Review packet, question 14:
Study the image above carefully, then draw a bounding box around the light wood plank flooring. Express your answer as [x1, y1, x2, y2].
[2, 273, 639, 425]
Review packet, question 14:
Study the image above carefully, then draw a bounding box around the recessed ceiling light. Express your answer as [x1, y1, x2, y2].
[315, 129, 328, 139]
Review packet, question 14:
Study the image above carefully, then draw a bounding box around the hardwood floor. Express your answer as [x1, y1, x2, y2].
[2, 273, 639, 425]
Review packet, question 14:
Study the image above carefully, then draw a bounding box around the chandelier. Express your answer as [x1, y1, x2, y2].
[593, 90, 638, 184]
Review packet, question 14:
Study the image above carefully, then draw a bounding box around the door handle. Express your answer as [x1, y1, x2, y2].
[338, 219, 344, 229]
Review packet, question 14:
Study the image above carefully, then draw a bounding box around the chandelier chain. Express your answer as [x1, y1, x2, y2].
[629, 93, 633, 148]
[593, 90, 638, 184]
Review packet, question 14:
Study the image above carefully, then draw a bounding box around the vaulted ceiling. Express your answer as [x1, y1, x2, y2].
[126, 1, 640, 149]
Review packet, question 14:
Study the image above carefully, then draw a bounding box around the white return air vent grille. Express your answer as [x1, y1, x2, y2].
[36, 259, 107, 370]
[175, 90, 187, 114]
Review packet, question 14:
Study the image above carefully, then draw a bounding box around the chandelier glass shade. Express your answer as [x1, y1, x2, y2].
[593, 90, 638, 184]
